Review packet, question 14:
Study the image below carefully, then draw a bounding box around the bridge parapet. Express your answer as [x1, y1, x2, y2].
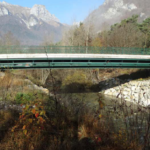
[0, 46, 149, 55]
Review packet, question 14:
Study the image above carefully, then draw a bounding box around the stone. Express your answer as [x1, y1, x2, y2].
[146, 93, 150, 99]
[103, 79, 150, 106]
[129, 81, 138, 86]
[123, 95, 129, 99]
[104, 90, 110, 95]
[131, 87, 136, 91]
[110, 88, 116, 93]
[42, 88, 49, 95]
[125, 98, 131, 102]
[123, 88, 130, 92]
[107, 92, 113, 96]
[0, 72, 5, 79]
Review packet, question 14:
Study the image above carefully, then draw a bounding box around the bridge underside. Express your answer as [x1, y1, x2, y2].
[0, 58, 150, 69]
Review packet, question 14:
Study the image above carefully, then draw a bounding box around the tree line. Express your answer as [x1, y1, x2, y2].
[60, 15, 150, 48]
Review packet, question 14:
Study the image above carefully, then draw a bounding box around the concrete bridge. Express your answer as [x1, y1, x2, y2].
[0, 46, 150, 69]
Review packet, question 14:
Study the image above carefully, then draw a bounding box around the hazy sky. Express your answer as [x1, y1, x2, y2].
[2, 0, 105, 24]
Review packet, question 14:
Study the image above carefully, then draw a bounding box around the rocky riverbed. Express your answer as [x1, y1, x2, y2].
[102, 79, 150, 106]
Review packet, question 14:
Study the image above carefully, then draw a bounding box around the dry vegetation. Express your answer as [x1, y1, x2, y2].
[0, 94, 145, 150]
[0, 69, 149, 150]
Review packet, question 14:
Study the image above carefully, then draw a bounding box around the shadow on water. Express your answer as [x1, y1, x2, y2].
[58, 69, 150, 94]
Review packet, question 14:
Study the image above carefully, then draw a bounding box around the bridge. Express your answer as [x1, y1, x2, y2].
[0, 46, 150, 69]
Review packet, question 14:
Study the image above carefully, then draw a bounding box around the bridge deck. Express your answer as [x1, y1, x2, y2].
[0, 53, 149, 69]
[0, 54, 150, 59]
[0, 46, 150, 55]
[0, 46, 149, 69]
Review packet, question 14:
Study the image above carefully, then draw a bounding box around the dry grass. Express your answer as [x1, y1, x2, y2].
[0, 72, 24, 91]
[0, 71, 45, 103]
[78, 114, 143, 150]
[0, 69, 147, 150]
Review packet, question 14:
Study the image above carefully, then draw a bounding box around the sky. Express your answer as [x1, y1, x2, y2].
[2, 0, 105, 24]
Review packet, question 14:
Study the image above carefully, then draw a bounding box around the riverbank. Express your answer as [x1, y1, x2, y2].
[102, 79, 150, 106]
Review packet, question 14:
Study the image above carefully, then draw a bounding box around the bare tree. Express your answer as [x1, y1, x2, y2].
[2, 31, 20, 46]
[61, 22, 94, 46]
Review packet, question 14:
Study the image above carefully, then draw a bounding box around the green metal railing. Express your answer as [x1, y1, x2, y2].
[0, 46, 149, 55]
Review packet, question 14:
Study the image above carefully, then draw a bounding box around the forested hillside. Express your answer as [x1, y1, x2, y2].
[61, 15, 150, 48]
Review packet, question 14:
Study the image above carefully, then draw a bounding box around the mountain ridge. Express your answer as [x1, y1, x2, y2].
[0, 1, 64, 45]
[85, 0, 150, 32]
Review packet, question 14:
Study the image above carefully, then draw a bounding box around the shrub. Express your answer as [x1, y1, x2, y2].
[62, 71, 92, 92]
[15, 93, 34, 104]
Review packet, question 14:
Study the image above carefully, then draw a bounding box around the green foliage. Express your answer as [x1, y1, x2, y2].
[105, 15, 150, 48]
[15, 92, 49, 105]
[15, 93, 34, 104]
[62, 71, 92, 91]
[101, 15, 146, 48]
[123, 15, 138, 24]
[63, 71, 86, 85]
[110, 15, 138, 32]
[138, 17, 150, 47]
[139, 17, 150, 33]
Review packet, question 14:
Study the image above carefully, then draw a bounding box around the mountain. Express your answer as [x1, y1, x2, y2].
[0, 1, 66, 45]
[85, 0, 150, 32]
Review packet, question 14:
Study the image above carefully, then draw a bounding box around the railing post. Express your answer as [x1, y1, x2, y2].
[86, 46, 87, 54]
[7, 47, 8, 54]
